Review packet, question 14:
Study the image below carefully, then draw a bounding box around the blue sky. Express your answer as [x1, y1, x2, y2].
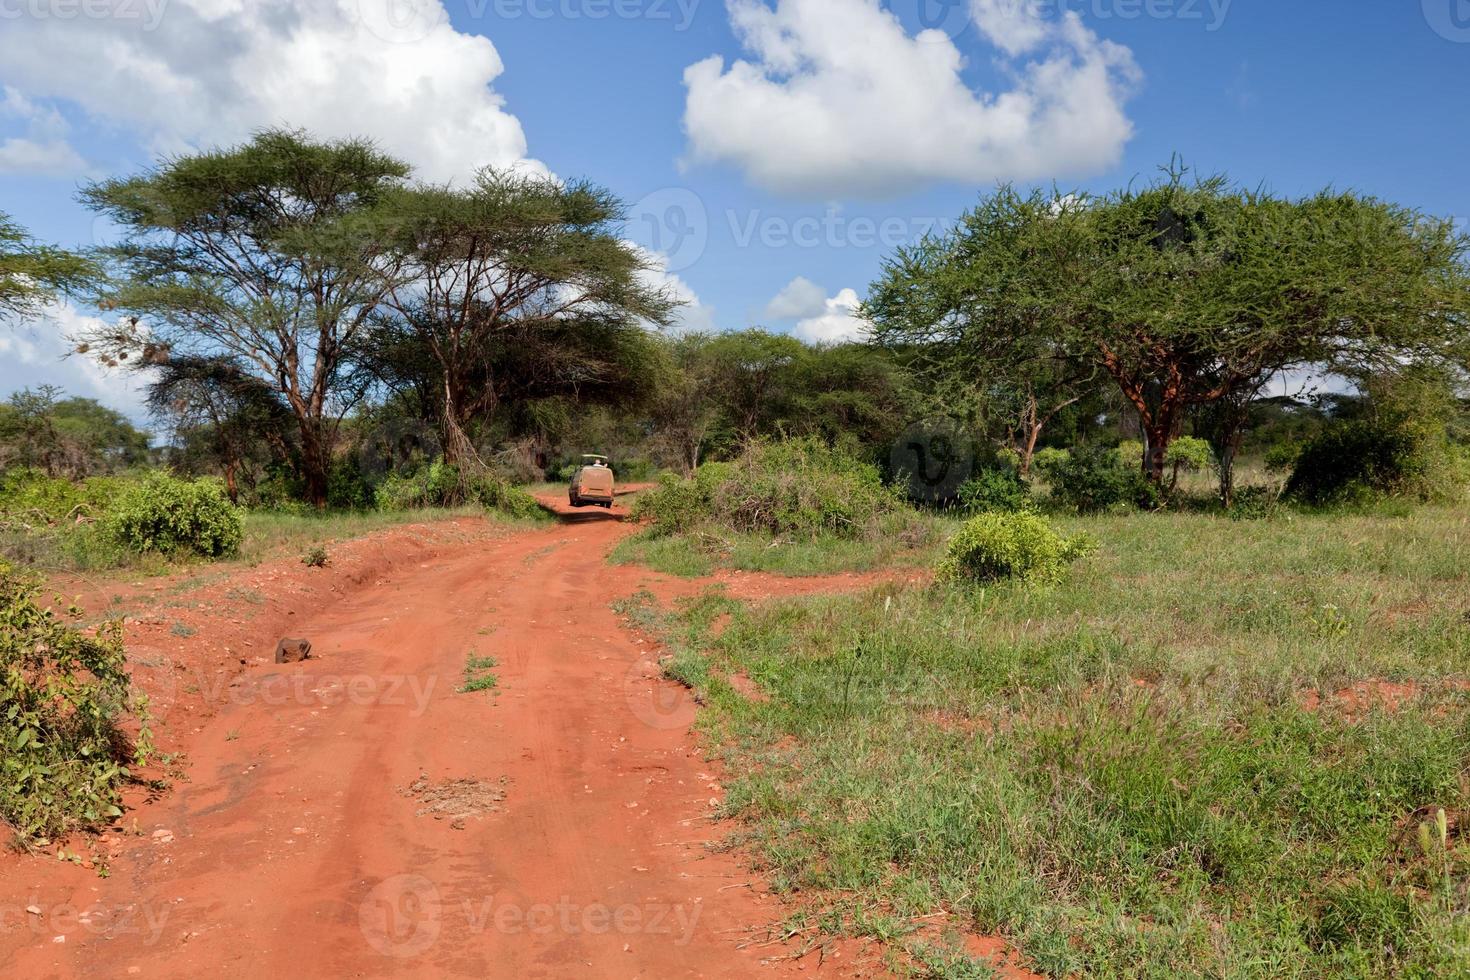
[1, 0, 1466, 423]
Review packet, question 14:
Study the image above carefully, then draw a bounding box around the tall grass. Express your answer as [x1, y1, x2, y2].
[652, 505, 1470, 977]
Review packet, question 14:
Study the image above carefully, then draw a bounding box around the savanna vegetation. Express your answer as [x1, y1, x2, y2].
[4, 135, 1470, 976]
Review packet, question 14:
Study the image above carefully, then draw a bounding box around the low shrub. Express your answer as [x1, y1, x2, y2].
[326, 457, 373, 510]
[0, 563, 151, 840]
[373, 460, 462, 510]
[1031, 447, 1071, 483]
[1048, 445, 1161, 513]
[1284, 419, 1462, 506]
[105, 473, 244, 558]
[471, 477, 546, 521]
[956, 466, 1032, 513]
[1225, 485, 1283, 521]
[634, 438, 904, 539]
[1263, 442, 1302, 476]
[0, 468, 125, 524]
[1165, 436, 1216, 484]
[937, 510, 1095, 585]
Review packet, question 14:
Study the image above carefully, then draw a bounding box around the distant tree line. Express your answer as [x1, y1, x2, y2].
[3, 141, 1467, 510]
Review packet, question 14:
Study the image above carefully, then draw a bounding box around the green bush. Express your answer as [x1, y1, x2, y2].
[373, 460, 462, 510]
[0, 563, 151, 840]
[956, 466, 1032, 513]
[633, 438, 904, 539]
[471, 476, 547, 521]
[1031, 447, 1071, 483]
[1284, 419, 1461, 506]
[1048, 445, 1161, 513]
[1165, 436, 1216, 477]
[937, 511, 1096, 585]
[105, 472, 244, 558]
[0, 468, 125, 523]
[632, 464, 732, 536]
[1263, 442, 1302, 476]
[1226, 485, 1283, 521]
[326, 457, 373, 510]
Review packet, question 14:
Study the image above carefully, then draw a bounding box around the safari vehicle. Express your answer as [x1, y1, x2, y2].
[569, 455, 616, 508]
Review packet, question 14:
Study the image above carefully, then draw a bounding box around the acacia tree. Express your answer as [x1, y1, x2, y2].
[865, 188, 1100, 477]
[375, 170, 676, 469]
[867, 170, 1470, 492]
[146, 356, 296, 502]
[76, 130, 412, 507]
[0, 211, 95, 323]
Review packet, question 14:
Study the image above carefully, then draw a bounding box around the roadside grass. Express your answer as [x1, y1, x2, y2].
[649, 504, 1470, 977]
[611, 516, 957, 579]
[237, 507, 486, 565]
[1, 506, 490, 575]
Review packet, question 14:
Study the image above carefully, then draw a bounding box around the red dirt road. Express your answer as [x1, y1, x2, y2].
[1, 496, 884, 978]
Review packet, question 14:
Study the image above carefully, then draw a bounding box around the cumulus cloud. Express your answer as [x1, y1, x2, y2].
[682, 0, 1140, 197]
[793, 287, 867, 344]
[631, 245, 719, 334]
[0, 86, 86, 176]
[762, 275, 828, 321]
[0, 0, 538, 182]
[0, 303, 154, 423]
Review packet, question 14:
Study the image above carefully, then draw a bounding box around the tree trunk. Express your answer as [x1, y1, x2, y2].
[1020, 424, 1042, 478]
[297, 419, 330, 510]
[224, 459, 239, 504]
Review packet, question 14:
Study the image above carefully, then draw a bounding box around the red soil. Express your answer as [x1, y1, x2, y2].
[0, 494, 1022, 978]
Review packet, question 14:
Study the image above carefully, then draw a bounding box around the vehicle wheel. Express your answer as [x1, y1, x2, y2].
[569, 495, 579, 507]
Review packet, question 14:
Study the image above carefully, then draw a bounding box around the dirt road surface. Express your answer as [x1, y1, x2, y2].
[0, 492, 895, 978]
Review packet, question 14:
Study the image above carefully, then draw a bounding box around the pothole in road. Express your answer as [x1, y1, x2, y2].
[399, 773, 508, 830]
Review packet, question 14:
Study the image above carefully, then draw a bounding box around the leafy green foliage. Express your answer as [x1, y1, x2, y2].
[1048, 445, 1161, 513]
[0, 211, 97, 324]
[301, 546, 329, 568]
[459, 654, 499, 694]
[1285, 419, 1462, 506]
[956, 466, 1032, 513]
[937, 510, 1095, 584]
[0, 387, 150, 479]
[373, 461, 463, 510]
[0, 468, 123, 524]
[0, 564, 151, 840]
[471, 477, 547, 521]
[1166, 436, 1216, 474]
[105, 473, 244, 558]
[866, 169, 1470, 485]
[633, 438, 906, 540]
[1264, 442, 1303, 475]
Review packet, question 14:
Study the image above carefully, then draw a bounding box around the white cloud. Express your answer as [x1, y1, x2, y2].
[0, 303, 154, 423]
[762, 275, 828, 321]
[0, 0, 539, 183]
[682, 0, 1140, 197]
[0, 85, 86, 176]
[631, 245, 718, 335]
[793, 287, 867, 344]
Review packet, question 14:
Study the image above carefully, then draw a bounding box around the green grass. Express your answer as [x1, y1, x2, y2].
[611, 516, 954, 579]
[649, 504, 1470, 977]
[238, 507, 485, 564]
[459, 653, 499, 694]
